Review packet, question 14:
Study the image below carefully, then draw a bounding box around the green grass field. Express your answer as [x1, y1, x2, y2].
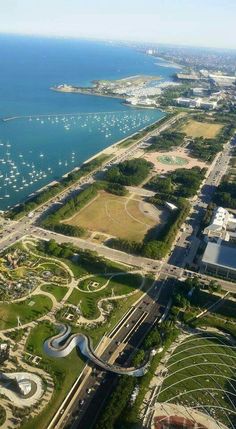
[157, 334, 236, 426]
[64, 191, 160, 242]
[40, 284, 68, 302]
[181, 120, 223, 138]
[68, 273, 143, 319]
[0, 295, 53, 330]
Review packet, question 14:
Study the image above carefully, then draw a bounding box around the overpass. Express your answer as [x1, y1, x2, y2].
[44, 324, 150, 377]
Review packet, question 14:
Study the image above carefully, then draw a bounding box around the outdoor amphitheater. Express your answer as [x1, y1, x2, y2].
[150, 332, 236, 429]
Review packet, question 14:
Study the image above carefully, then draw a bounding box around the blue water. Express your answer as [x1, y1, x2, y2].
[0, 35, 178, 210]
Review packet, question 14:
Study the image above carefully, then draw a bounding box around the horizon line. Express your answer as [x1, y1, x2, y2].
[0, 31, 235, 53]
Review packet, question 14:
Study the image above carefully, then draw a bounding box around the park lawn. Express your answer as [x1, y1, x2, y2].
[181, 120, 223, 139]
[0, 295, 53, 330]
[158, 334, 236, 426]
[22, 321, 85, 429]
[36, 244, 129, 280]
[64, 191, 157, 242]
[40, 284, 68, 302]
[64, 256, 129, 279]
[67, 273, 143, 319]
[78, 274, 110, 291]
[38, 262, 70, 280]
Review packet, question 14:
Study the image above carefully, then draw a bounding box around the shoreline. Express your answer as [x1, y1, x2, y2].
[71, 113, 166, 165]
[8, 113, 166, 211]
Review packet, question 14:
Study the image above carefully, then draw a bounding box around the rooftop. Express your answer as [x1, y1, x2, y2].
[202, 242, 236, 271]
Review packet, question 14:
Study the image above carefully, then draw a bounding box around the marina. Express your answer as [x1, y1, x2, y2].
[0, 109, 165, 209]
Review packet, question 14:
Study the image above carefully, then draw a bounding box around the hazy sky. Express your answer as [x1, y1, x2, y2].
[1, 0, 235, 49]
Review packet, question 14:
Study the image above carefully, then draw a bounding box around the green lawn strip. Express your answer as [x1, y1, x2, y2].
[35, 244, 130, 280]
[167, 337, 231, 364]
[40, 284, 68, 302]
[22, 321, 85, 429]
[67, 273, 143, 319]
[66, 258, 130, 279]
[78, 274, 109, 291]
[0, 295, 53, 330]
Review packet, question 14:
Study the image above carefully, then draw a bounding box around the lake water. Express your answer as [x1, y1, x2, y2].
[0, 35, 179, 210]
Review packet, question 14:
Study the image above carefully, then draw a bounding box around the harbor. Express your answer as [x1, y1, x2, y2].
[0, 109, 165, 210]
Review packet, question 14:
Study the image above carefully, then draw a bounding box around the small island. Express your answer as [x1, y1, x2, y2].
[51, 75, 162, 108]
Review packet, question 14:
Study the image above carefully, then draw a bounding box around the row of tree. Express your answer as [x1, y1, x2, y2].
[41, 183, 101, 236]
[41, 180, 128, 237]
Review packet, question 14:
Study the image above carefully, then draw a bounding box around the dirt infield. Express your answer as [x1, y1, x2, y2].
[181, 120, 223, 139]
[64, 191, 168, 242]
[144, 147, 206, 173]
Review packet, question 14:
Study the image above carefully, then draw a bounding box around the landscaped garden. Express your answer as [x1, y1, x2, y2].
[67, 273, 144, 319]
[0, 295, 53, 330]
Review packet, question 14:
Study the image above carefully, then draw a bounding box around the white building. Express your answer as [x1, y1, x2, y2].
[165, 202, 178, 211]
[203, 207, 236, 242]
[199, 100, 218, 110]
[175, 97, 217, 110]
[202, 242, 236, 279]
[192, 87, 208, 96]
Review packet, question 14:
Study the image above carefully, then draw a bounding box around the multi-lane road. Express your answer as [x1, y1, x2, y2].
[52, 275, 172, 429]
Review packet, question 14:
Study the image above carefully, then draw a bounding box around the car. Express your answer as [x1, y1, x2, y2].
[79, 399, 85, 406]
[125, 323, 130, 328]
[86, 388, 92, 394]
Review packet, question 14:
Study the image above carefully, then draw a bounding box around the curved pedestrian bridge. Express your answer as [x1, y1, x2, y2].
[44, 324, 149, 377]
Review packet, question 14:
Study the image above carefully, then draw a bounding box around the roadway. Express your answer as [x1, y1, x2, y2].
[57, 276, 172, 429]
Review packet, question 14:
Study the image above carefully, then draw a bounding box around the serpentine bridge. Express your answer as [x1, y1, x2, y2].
[44, 324, 150, 377]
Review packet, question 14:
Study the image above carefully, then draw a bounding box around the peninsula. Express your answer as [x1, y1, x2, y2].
[51, 75, 162, 107]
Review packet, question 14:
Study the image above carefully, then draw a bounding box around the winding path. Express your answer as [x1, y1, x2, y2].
[44, 324, 150, 377]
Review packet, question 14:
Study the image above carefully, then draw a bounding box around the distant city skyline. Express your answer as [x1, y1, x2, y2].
[1, 0, 235, 50]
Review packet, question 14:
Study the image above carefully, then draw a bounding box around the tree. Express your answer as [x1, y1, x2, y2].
[144, 328, 161, 349]
[209, 280, 221, 293]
